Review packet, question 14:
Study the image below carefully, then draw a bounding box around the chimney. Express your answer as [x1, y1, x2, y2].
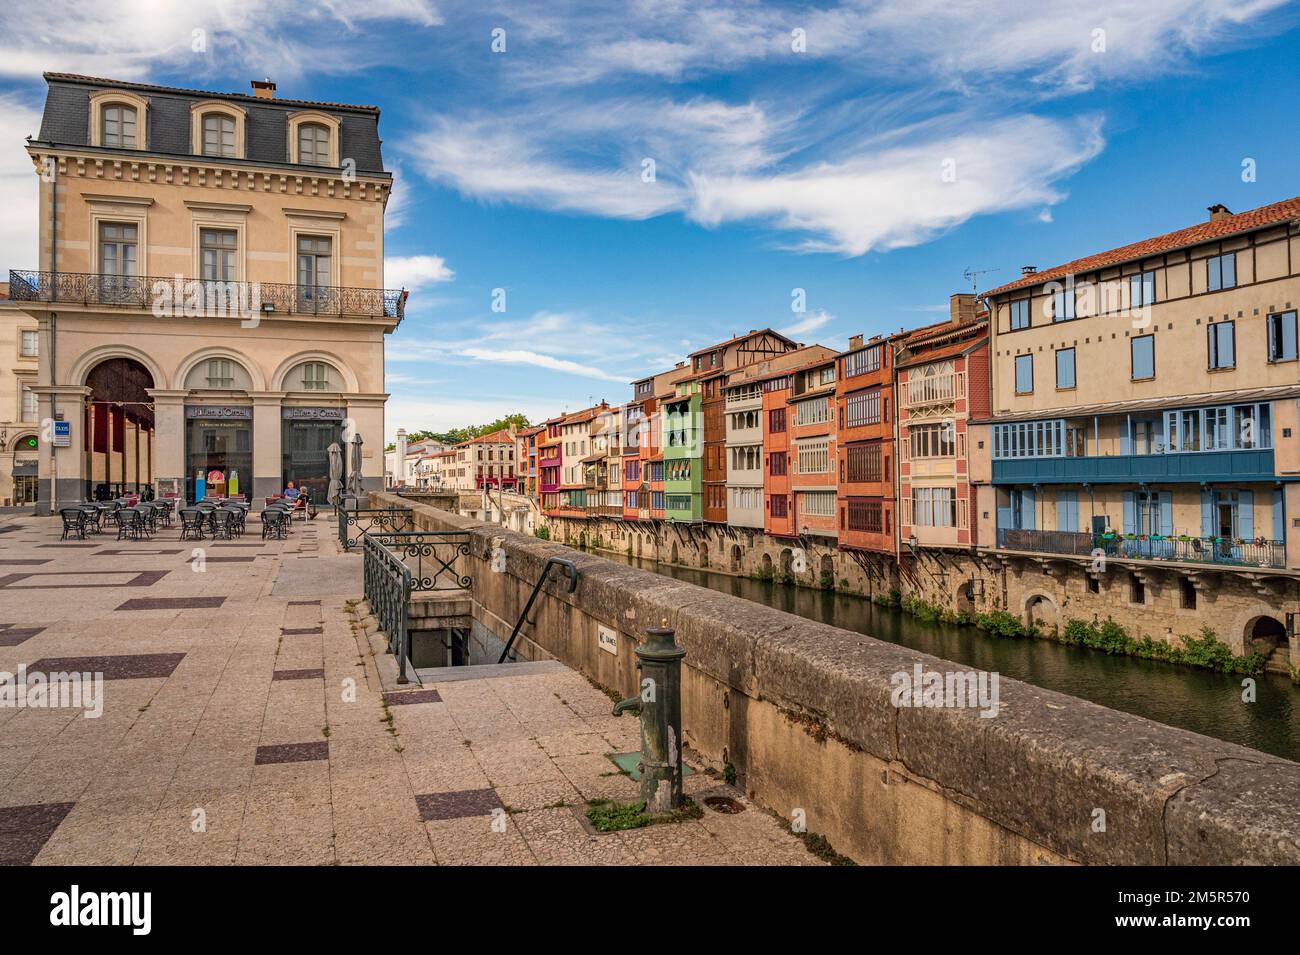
[1208, 203, 1232, 222]
[251, 78, 276, 99]
[848, 334, 864, 350]
[949, 292, 977, 326]
[1021, 265, 1037, 276]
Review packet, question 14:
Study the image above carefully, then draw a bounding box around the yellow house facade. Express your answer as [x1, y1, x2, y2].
[5, 73, 403, 510]
[974, 198, 1300, 666]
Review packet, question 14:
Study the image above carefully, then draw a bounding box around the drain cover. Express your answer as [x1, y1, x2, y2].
[704, 795, 745, 814]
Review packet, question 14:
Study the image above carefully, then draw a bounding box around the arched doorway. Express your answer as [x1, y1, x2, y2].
[85, 357, 155, 500]
[6, 432, 40, 506]
[779, 548, 793, 580]
[1246, 615, 1289, 672]
[954, 580, 975, 614]
[761, 553, 773, 577]
[670, 541, 679, 564]
[730, 544, 742, 572]
[1024, 594, 1058, 632]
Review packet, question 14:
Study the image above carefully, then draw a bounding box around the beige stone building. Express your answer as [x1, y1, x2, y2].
[973, 198, 1300, 666]
[0, 287, 42, 505]
[5, 72, 403, 510]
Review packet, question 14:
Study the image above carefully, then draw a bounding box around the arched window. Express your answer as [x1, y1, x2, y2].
[101, 104, 138, 148]
[202, 114, 237, 157]
[297, 123, 330, 165]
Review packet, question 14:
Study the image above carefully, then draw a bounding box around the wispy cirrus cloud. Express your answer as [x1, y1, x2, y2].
[0, 0, 443, 81]
[401, 0, 1287, 255]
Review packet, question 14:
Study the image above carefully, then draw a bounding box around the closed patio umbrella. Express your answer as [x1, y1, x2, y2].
[327, 442, 343, 506]
[347, 435, 365, 498]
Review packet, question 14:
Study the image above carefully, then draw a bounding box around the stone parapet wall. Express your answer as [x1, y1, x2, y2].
[374, 491, 1300, 865]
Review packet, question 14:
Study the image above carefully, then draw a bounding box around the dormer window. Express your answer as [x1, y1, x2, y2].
[202, 114, 236, 157]
[101, 104, 138, 148]
[288, 111, 341, 167]
[90, 90, 150, 149]
[190, 102, 246, 159]
[298, 123, 330, 165]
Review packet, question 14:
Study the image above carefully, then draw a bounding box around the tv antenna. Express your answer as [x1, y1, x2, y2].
[962, 266, 999, 293]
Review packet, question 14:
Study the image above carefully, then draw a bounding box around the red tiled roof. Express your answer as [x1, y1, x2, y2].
[687, 328, 796, 358]
[459, 429, 513, 446]
[983, 197, 1300, 297]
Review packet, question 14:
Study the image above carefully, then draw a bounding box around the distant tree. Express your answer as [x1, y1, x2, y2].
[399, 414, 532, 447]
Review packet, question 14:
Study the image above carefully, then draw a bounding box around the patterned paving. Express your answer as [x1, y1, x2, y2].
[0, 513, 818, 866]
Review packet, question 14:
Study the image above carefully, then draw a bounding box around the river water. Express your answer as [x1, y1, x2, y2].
[588, 549, 1300, 761]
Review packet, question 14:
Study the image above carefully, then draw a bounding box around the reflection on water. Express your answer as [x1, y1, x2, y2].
[590, 549, 1299, 761]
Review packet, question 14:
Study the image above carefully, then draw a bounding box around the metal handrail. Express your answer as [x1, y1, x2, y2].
[362, 532, 413, 684]
[498, 557, 579, 663]
[367, 530, 472, 591]
[339, 506, 414, 550]
[8, 269, 407, 321]
[997, 527, 1287, 569]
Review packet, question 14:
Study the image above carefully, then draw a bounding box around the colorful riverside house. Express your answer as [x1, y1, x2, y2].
[896, 294, 989, 556]
[663, 378, 704, 522]
[787, 352, 840, 540]
[975, 197, 1300, 666]
[516, 425, 542, 499]
[622, 397, 646, 519]
[726, 346, 837, 531]
[689, 330, 798, 524]
[585, 404, 622, 518]
[537, 416, 564, 513]
[556, 403, 606, 516]
[761, 367, 796, 538]
[836, 331, 903, 562]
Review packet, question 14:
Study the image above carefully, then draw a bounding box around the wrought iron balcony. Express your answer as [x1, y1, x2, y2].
[8, 269, 407, 321]
[996, 527, 1286, 570]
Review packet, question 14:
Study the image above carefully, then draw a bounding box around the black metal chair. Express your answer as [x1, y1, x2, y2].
[209, 508, 233, 541]
[261, 509, 289, 540]
[179, 508, 205, 541]
[113, 509, 143, 541]
[59, 507, 87, 540]
[79, 505, 104, 535]
[219, 505, 245, 537]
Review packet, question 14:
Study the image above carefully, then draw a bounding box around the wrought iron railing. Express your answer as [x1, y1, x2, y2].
[362, 532, 413, 684]
[997, 527, 1286, 569]
[8, 270, 406, 321]
[367, 530, 472, 592]
[339, 506, 414, 551]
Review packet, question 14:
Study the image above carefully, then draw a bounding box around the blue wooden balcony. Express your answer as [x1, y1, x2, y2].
[996, 527, 1286, 569]
[992, 449, 1275, 485]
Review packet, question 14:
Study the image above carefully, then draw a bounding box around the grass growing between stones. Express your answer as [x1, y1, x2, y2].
[585, 798, 703, 832]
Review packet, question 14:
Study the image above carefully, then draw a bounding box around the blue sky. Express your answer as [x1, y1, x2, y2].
[1, 1, 1298, 440]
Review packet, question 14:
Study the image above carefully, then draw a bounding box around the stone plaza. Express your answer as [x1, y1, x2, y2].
[0, 513, 820, 866]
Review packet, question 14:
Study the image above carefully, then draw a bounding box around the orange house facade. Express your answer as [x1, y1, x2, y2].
[836, 333, 899, 556]
[788, 354, 839, 540]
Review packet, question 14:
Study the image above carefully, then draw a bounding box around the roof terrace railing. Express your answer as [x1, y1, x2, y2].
[8, 269, 407, 321]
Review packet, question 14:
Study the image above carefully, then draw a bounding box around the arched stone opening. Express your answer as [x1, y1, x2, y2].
[730, 544, 742, 572]
[670, 541, 679, 564]
[85, 357, 155, 500]
[1024, 592, 1059, 631]
[1244, 614, 1288, 671]
[779, 548, 793, 579]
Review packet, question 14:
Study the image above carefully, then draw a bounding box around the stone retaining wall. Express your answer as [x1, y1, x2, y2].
[376, 492, 1300, 865]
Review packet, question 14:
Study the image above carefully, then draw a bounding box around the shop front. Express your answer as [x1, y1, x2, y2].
[282, 406, 345, 503]
[185, 405, 253, 502]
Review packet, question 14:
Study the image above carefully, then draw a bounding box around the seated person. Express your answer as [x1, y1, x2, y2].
[283, 481, 300, 500]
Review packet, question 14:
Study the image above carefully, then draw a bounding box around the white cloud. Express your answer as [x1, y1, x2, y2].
[385, 254, 454, 291]
[398, 0, 1283, 255]
[0, 0, 443, 81]
[0, 94, 43, 271]
[780, 309, 835, 338]
[688, 115, 1106, 255]
[459, 348, 628, 383]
